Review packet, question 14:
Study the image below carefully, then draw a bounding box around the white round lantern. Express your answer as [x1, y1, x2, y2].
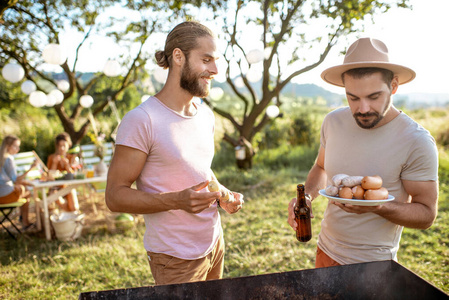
[42, 44, 67, 65]
[57, 80, 70, 92]
[141, 94, 151, 102]
[80, 95, 94, 108]
[209, 87, 224, 101]
[2, 63, 25, 83]
[103, 60, 121, 77]
[49, 89, 64, 105]
[246, 49, 264, 64]
[266, 105, 280, 119]
[246, 68, 263, 83]
[45, 93, 57, 107]
[29, 91, 47, 107]
[153, 68, 168, 84]
[21, 80, 36, 95]
[234, 76, 245, 88]
[264, 47, 272, 60]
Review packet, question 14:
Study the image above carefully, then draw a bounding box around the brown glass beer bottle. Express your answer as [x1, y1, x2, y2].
[294, 184, 312, 242]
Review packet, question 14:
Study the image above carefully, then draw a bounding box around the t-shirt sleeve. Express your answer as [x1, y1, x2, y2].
[320, 112, 331, 149]
[115, 107, 153, 154]
[4, 157, 17, 182]
[401, 132, 439, 182]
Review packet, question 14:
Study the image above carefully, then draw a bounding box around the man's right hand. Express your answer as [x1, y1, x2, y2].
[176, 181, 221, 214]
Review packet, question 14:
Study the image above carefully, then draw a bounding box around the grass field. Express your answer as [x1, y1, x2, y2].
[1, 162, 448, 299]
[1, 107, 449, 299]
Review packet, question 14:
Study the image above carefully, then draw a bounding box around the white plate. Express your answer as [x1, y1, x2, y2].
[318, 189, 395, 206]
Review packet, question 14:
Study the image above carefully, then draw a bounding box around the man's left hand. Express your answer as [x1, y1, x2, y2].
[219, 192, 244, 214]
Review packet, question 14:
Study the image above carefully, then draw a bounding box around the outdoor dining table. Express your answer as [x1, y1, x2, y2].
[29, 176, 107, 240]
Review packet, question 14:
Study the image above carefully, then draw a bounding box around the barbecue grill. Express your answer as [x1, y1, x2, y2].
[79, 260, 448, 299]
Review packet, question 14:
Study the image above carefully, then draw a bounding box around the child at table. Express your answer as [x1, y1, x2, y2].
[0, 135, 38, 229]
[46, 132, 79, 212]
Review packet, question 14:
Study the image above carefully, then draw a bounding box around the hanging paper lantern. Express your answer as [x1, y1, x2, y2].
[209, 87, 224, 101]
[21, 80, 36, 95]
[153, 68, 168, 84]
[266, 105, 280, 119]
[234, 76, 245, 88]
[264, 47, 272, 60]
[42, 44, 67, 65]
[246, 49, 264, 64]
[57, 80, 70, 92]
[45, 93, 57, 107]
[2, 63, 25, 83]
[80, 95, 94, 108]
[246, 68, 263, 83]
[103, 60, 121, 77]
[49, 89, 64, 105]
[29, 91, 47, 107]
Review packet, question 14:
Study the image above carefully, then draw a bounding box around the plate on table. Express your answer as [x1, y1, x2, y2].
[318, 189, 395, 206]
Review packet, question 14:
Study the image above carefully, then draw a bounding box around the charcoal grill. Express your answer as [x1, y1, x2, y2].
[79, 260, 448, 299]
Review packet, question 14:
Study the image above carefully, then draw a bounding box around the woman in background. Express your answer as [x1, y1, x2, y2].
[47, 132, 78, 212]
[0, 135, 37, 229]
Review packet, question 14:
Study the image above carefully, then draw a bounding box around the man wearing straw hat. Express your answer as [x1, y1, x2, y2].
[288, 38, 439, 268]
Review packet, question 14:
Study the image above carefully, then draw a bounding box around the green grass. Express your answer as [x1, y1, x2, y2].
[2, 104, 449, 298]
[1, 159, 447, 299]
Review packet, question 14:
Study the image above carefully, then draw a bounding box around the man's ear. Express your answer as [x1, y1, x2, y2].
[172, 48, 184, 66]
[391, 76, 399, 95]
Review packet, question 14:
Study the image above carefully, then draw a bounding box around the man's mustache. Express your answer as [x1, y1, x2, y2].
[354, 112, 379, 118]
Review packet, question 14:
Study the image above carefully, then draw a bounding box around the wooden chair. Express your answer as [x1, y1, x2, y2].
[13, 150, 48, 180]
[79, 142, 114, 213]
[0, 199, 27, 239]
[80, 142, 114, 192]
[13, 150, 48, 231]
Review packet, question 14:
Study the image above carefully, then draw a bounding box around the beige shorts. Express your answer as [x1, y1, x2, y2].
[147, 234, 225, 285]
[315, 246, 341, 268]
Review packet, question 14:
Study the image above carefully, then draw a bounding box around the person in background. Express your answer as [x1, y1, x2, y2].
[46, 132, 79, 212]
[106, 21, 244, 285]
[0, 135, 38, 229]
[287, 38, 439, 267]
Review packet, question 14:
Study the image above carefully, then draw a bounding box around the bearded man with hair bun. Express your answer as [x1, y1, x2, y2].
[106, 21, 244, 285]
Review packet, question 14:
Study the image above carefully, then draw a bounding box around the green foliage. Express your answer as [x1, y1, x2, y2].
[0, 110, 61, 161]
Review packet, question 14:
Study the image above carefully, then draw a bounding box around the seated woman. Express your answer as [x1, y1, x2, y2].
[0, 135, 38, 229]
[46, 132, 79, 212]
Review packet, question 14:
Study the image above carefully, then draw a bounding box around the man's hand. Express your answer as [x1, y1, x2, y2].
[219, 191, 244, 214]
[330, 200, 381, 214]
[175, 181, 221, 214]
[287, 195, 314, 230]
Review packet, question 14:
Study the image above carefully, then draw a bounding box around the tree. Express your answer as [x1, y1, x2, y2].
[0, 0, 221, 145]
[202, 0, 410, 169]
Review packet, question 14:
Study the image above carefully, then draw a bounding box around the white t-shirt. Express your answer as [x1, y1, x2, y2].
[319, 107, 438, 264]
[115, 96, 221, 260]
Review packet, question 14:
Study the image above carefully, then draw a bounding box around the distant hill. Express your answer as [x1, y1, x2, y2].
[395, 92, 449, 109]
[283, 82, 343, 104]
[51, 71, 448, 109]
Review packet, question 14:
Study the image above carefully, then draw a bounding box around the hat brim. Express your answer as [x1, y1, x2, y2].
[321, 62, 416, 87]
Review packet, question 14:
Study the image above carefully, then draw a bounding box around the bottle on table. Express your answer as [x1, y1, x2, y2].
[294, 184, 312, 242]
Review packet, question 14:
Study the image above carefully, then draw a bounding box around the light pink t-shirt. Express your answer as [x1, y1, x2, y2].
[319, 107, 438, 264]
[115, 96, 221, 259]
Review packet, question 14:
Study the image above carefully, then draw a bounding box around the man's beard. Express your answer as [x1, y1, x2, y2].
[353, 96, 392, 129]
[353, 112, 383, 129]
[180, 60, 210, 98]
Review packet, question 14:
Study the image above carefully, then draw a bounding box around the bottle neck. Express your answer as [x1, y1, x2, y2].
[297, 184, 306, 205]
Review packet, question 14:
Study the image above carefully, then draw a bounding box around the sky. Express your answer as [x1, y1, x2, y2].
[296, 0, 449, 96]
[58, 0, 449, 96]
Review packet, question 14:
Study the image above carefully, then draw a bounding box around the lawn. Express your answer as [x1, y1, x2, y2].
[1, 162, 448, 299]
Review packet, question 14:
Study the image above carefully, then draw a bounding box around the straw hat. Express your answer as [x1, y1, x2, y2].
[321, 38, 416, 87]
